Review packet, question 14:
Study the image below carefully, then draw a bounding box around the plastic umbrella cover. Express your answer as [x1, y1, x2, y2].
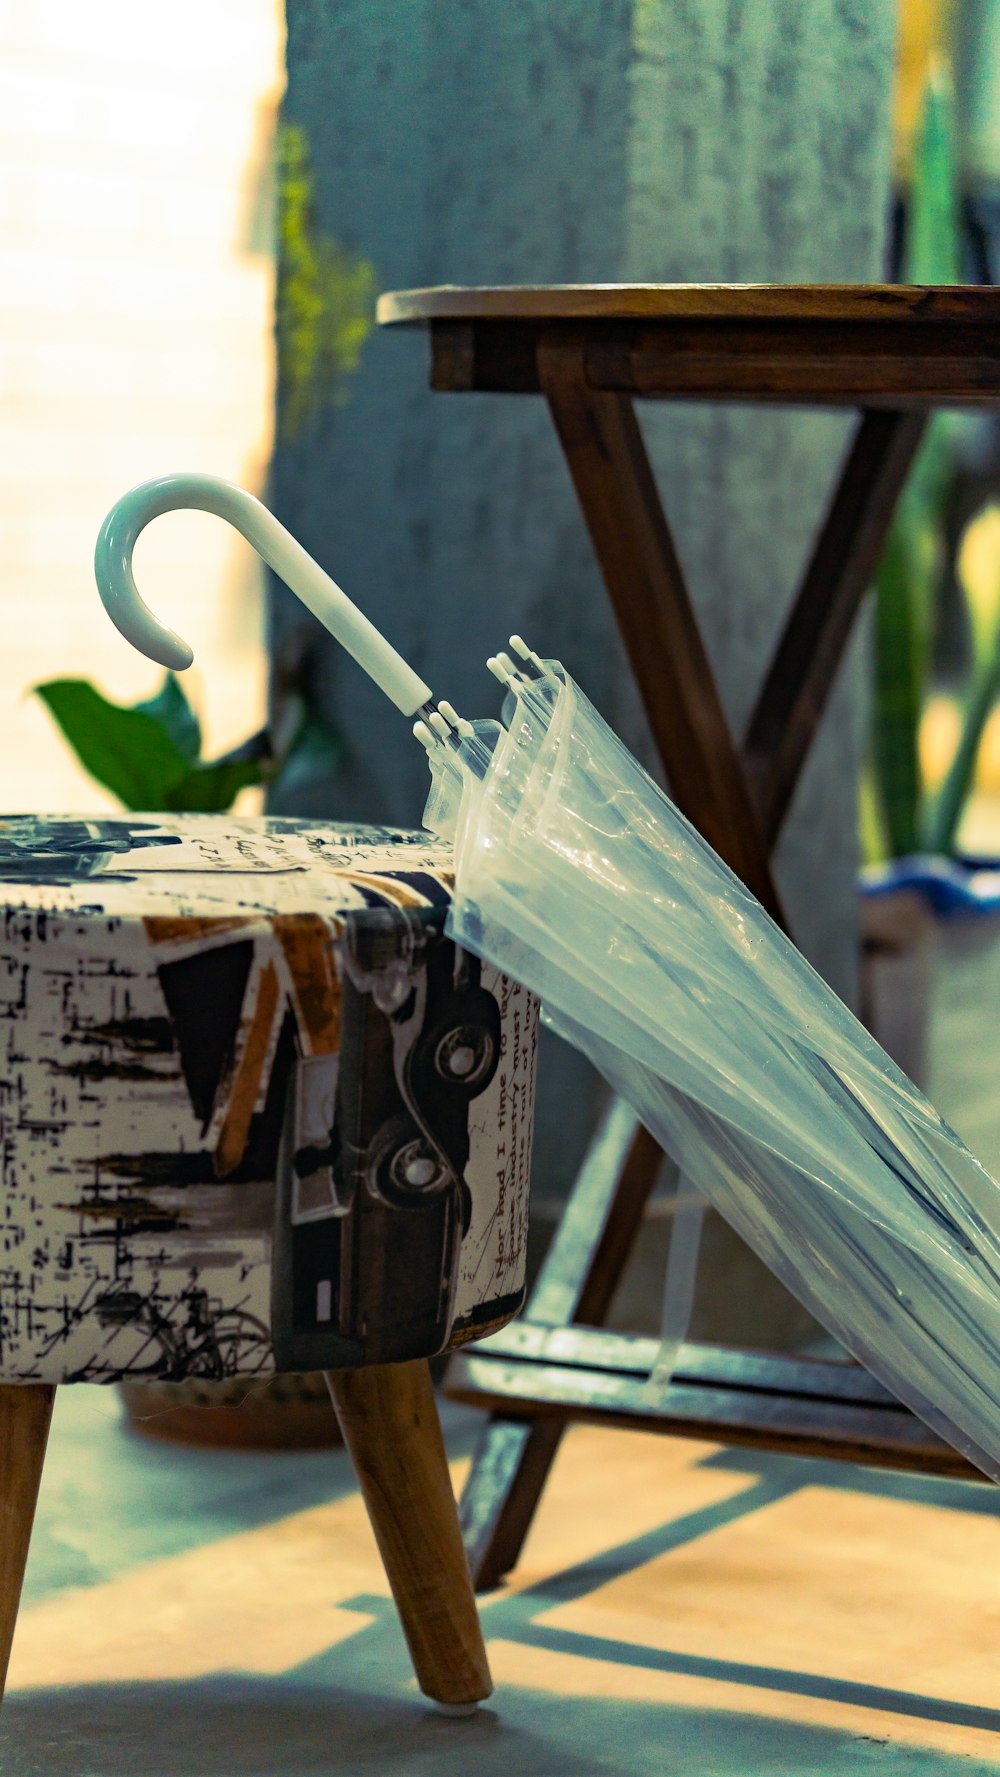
[423, 653, 1000, 1483]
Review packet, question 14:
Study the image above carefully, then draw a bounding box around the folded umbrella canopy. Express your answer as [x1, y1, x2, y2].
[97, 475, 1000, 1483]
[418, 645, 1000, 1481]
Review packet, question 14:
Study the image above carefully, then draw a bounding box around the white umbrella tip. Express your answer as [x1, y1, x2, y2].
[429, 711, 453, 741]
[509, 634, 545, 671]
[438, 699, 476, 739]
[487, 655, 518, 690]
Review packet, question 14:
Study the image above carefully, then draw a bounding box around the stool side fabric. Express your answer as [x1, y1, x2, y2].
[0, 816, 536, 1383]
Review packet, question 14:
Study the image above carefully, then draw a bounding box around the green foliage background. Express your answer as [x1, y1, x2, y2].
[35, 672, 344, 815]
[275, 122, 377, 441]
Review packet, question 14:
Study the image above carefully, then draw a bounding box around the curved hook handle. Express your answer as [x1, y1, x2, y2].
[94, 473, 433, 717]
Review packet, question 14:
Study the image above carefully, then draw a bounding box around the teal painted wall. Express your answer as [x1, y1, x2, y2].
[271, 0, 898, 1197]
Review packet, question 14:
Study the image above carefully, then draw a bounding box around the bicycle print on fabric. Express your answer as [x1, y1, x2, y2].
[0, 816, 537, 1384]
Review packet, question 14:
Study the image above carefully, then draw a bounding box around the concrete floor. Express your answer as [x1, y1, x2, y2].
[3, 1385, 1000, 1776]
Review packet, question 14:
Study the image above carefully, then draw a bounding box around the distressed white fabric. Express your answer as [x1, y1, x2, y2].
[0, 815, 536, 1384]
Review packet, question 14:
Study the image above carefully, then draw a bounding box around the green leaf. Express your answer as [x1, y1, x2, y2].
[899, 414, 954, 540]
[36, 673, 343, 818]
[872, 526, 926, 858]
[958, 503, 1000, 672]
[34, 679, 191, 811]
[163, 756, 263, 813]
[867, 61, 965, 862]
[134, 673, 201, 762]
[904, 63, 962, 287]
[858, 761, 890, 868]
[275, 121, 376, 441]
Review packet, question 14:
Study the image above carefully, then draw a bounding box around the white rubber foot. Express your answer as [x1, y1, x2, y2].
[431, 1700, 480, 1718]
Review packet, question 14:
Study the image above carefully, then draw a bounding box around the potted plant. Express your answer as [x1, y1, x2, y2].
[861, 64, 1000, 1089]
[33, 670, 343, 820]
[861, 498, 1000, 1080]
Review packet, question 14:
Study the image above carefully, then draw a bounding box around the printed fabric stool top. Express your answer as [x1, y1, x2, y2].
[0, 815, 537, 1385]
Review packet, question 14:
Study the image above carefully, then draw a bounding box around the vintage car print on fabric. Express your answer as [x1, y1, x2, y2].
[0, 816, 537, 1383]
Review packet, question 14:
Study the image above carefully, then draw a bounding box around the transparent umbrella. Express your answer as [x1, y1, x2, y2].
[98, 475, 1000, 1483]
[418, 642, 1000, 1482]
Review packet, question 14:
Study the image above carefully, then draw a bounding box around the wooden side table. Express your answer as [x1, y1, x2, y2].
[378, 283, 1000, 1589]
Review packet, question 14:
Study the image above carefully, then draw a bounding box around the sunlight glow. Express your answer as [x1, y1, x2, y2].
[0, 1, 284, 811]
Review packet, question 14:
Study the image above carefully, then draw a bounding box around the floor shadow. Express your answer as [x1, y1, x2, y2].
[700, 1440, 1000, 1516]
[16, 1390, 1000, 1772]
[465, 1460, 1000, 1744]
[2, 1672, 994, 1777]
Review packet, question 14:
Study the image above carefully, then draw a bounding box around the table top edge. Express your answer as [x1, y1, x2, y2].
[377, 282, 1000, 326]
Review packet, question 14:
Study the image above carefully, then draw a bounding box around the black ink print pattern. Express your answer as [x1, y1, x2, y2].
[0, 816, 537, 1383]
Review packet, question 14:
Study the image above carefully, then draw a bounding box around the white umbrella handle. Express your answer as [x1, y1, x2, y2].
[94, 473, 433, 718]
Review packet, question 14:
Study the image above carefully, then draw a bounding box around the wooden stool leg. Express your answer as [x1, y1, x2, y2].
[1, 1384, 55, 1702]
[325, 1360, 491, 1711]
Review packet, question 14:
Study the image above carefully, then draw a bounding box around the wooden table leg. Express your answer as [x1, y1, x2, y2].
[538, 335, 787, 926]
[1, 1383, 55, 1703]
[452, 1099, 663, 1588]
[742, 408, 926, 844]
[325, 1360, 491, 1711]
[459, 1415, 566, 1592]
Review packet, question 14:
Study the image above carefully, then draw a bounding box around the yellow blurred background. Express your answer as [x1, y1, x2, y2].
[0, 1, 284, 812]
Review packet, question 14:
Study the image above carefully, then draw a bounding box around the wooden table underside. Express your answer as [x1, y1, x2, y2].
[379, 284, 1000, 1589]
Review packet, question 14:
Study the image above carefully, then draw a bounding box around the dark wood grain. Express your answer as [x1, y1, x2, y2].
[458, 1416, 566, 1592]
[379, 283, 1000, 326]
[413, 318, 1000, 406]
[538, 335, 786, 924]
[0, 1384, 55, 1701]
[468, 1321, 895, 1404]
[601, 323, 1000, 405]
[380, 282, 1000, 408]
[447, 1328, 982, 1481]
[742, 409, 927, 842]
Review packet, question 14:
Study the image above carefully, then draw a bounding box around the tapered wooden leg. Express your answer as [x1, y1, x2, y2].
[0, 1384, 55, 1702]
[325, 1360, 491, 1710]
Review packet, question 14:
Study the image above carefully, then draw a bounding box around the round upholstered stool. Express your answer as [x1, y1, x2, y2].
[0, 814, 537, 1711]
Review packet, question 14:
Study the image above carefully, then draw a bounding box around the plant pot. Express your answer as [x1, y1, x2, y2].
[119, 1371, 343, 1450]
[858, 881, 935, 1087]
[926, 899, 1000, 1181]
[860, 854, 1000, 1150]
